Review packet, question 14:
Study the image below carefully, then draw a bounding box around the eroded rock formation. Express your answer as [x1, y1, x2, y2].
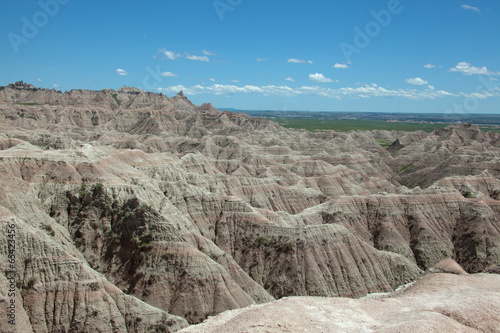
[181, 273, 500, 332]
[0, 82, 499, 331]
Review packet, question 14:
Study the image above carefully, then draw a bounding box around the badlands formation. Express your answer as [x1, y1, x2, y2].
[0, 81, 499, 332]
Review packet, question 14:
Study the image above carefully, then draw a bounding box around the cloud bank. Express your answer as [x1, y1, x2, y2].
[158, 83, 462, 100]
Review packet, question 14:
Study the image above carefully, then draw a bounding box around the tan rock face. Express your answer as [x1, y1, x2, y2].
[430, 258, 468, 275]
[180, 273, 500, 333]
[0, 82, 499, 331]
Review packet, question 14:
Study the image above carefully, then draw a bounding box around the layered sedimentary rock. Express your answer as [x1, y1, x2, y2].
[181, 273, 500, 333]
[1, 82, 499, 331]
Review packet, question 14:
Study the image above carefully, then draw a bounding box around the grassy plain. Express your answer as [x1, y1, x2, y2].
[273, 118, 449, 132]
[234, 110, 500, 133]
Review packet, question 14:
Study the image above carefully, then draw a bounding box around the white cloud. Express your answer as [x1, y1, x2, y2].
[36, 78, 42, 82]
[116, 68, 128, 76]
[427, 85, 435, 91]
[449, 62, 500, 76]
[284, 77, 295, 82]
[309, 73, 336, 83]
[161, 71, 178, 77]
[333, 63, 349, 69]
[460, 86, 500, 99]
[405, 77, 428, 85]
[186, 54, 210, 62]
[461, 4, 480, 12]
[288, 58, 313, 64]
[231, 80, 240, 83]
[256, 58, 268, 62]
[158, 48, 180, 60]
[424, 64, 436, 69]
[52, 84, 59, 88]
[158, 83, 458, 100]
[157, 48, 213, 61]
[209, 78, 216, 82]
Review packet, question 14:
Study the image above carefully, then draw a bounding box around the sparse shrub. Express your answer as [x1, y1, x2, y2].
[112, 93, 121, 106]
[399, 163, 414, 173]
[463, 192, 474, 198]
[139, 242, 153, 251]
[88, 282, 100, 291]
[278, 241, 294, 252]
[41, 224, 55, 236]
[92, 182, 104, 192]
[254, 236, 269, 246]
[110, 234, 120, 245]
[79, 183, 87, 197]
[139, 203, 150, 211]
[249, 258, 259, 269]
[141, 230, 154, 241]
[27, 277, 37, 289]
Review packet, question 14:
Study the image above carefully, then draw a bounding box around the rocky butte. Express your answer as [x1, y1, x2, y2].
[0, 81, 499, 332]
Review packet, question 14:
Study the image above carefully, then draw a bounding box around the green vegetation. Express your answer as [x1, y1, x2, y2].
[277, 241, 294, 252]
[130, 231, 155, 251]
[376, 139, 394, 148]
[88, 281, 100, 291]
[274, 118, 448, 133]
[254, 236, 270, 246]
[399, 163, 415, 173]
[479, 126, 500, 133]
[27, 277, 37, 289]
[140, 203, 150, 211]
[112, 93, 121, 106]
[16, 102, 41, 106]
[41, 224, 55, 237]
[249, 258, 259, 269]
[463, 191, 474, 198]
[18, 112, 37, 120]
[138, 242, 153, 251]
[79, 183, 87, 197]
[234, 110, 500, 133]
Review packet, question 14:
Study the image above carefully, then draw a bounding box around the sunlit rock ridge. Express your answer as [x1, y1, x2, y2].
[0, 81, 499, 332]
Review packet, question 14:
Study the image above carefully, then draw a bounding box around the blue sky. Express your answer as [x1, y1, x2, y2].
[1, 0, 500, 113]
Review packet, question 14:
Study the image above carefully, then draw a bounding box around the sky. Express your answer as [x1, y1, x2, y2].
[1, 0, 500, 114]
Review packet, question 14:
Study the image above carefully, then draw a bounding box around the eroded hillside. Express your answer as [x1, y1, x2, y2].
[1, 81, 499, 331]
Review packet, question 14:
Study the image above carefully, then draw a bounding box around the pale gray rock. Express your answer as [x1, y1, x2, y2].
[180, 273, 500, 333]
[0, 82, 499, 331]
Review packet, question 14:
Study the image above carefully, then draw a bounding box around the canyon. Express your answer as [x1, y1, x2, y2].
[1, 81, 499, 332]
